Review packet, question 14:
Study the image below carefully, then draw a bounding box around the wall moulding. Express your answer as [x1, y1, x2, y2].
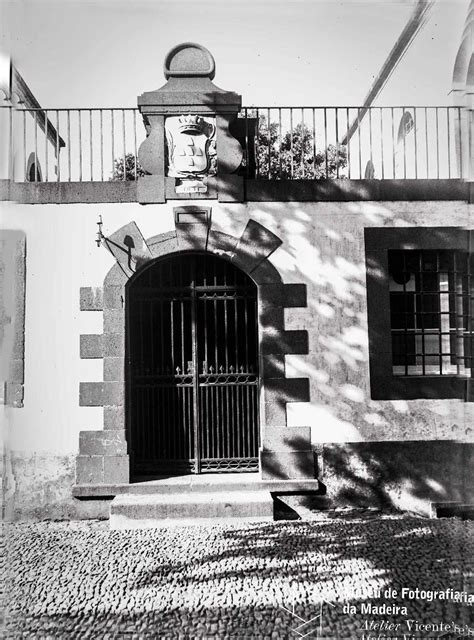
[4, 178, 470, 205]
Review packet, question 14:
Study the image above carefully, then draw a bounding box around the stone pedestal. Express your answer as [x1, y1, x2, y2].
[137, 43, 244, 203]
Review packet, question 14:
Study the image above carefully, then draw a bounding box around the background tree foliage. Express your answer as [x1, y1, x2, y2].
[111, 118, 347, 180]
[110, 153, 146, 181]
[255, 117, 347, 179]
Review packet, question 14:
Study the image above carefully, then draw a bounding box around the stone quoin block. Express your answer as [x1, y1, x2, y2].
[103, 382, 125, 407]
[103, 333, 125, 358]
[263, 401, 287, 427]
[257, 283, 291, 308]
[80, 334, 103, 359]
[80, 287, 104, 311]
[263, 377, 310, 404]
[261, 354, 286, 379]
[5, 382, 24, 408]
[8, 359, 24, 384]
[262, 426, 312, 452]
[103, 357, 125, 382]
[258, 283, 307, 308]
[79, 430, 128, 456]
[258, 306, 284, 331]
[260, 450, 315, 480]
[104, 405, 126, 431]
[104, 309, 125, 334]
[104, 455, 130, 484]
[282, 283, 307, 308]
[104, 286, 124, 310]
[260, 330, 308, 356]
[79, 382, 104, 407]
[76, 455, 104, 484]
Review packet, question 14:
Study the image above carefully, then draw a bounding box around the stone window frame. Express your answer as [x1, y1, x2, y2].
[77, 221, 312, 486]
[365, 226, 472, 401]
[0, 231, 26, 408]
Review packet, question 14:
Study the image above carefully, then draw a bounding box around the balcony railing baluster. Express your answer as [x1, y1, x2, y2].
[2, 105, 466, 184]
[34, 110, 38, 181]
[44, 109, 48, 182]
[56, 110, 60, 182]
[133, 109, 137, 181]
[346, 107, 351, 180]
[413, 107, 418, 180]
[436, 107, 440, 179]
[324, 107, 329, 178]
[67, 110, 71, 182]
[78, 110, 82, 182]
[380, 107, 384, 179]
[111, 109, 115, 183]
[90, 109, 93, 182]
[446, 107, 451, 179]
[100, 110, 104, 182]
[122, 109, 126, 182]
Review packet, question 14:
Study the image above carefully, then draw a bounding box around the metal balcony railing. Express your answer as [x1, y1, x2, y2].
[0, 105, 469, 183]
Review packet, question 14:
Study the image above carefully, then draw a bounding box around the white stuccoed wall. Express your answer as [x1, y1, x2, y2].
[2, 199, 472, 464]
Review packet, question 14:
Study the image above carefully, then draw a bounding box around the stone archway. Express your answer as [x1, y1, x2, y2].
[76, 217, 312, 488]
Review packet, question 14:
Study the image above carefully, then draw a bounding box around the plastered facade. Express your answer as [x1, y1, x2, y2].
[2, 198, 472, 519]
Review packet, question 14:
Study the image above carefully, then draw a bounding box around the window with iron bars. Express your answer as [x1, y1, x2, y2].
[365, 227, 473, 401]
[388, 250, 473, 378]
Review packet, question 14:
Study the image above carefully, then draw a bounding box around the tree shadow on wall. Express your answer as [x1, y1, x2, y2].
[320, 440, 471, 512]
[260, 435, 471, 519]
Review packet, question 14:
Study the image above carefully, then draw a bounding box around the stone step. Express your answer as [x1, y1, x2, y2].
[73, 474, 323, 498]
[109, 490, 275, 529]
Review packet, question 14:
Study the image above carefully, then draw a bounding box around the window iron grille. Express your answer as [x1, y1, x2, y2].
[388, 249, 473, 377]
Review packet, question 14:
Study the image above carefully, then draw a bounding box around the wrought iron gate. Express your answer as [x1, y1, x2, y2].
[127, 253, 260, 476]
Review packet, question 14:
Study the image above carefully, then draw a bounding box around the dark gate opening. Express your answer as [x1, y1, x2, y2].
[127, 252, 260, 477]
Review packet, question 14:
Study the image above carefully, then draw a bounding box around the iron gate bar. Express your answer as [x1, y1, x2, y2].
[128, 253, 259, 476]
[191, 268, 201, 474]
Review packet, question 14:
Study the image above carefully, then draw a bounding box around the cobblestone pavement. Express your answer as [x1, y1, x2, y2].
[2, 516, 473, 639]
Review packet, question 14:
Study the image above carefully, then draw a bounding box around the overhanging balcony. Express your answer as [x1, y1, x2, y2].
[0, 105, 471, 203]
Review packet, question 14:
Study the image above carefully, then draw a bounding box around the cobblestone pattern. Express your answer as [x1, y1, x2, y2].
[3, 517, 473, 639]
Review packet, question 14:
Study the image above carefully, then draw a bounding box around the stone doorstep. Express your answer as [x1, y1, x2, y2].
[431, 501, 474, 519]
[73, 476, 323, 498]
[110, 515, 272, 530]
[109, 490, 274, 529]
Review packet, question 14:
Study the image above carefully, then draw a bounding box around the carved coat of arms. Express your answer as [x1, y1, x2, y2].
[165, 115, 216, 178]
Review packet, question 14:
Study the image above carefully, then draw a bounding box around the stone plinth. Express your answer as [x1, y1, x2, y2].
[137, 43, 243, 203]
